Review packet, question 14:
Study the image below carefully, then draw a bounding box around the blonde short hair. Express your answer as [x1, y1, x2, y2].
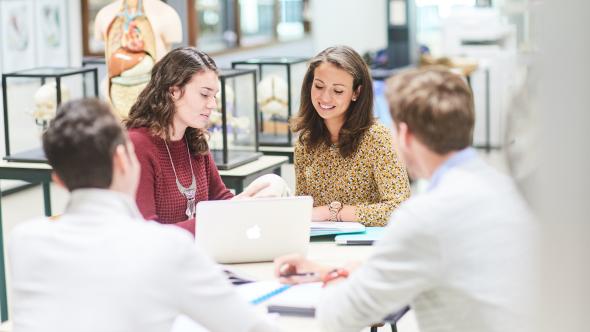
[386, 67, 475, 154]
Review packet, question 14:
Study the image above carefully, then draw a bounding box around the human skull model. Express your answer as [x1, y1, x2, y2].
[257, 74, 288, 116]
[33, 82, 70, 128]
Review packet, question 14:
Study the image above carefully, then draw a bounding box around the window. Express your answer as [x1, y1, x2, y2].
[82, 0, 308, 57]
[195, 0, 236, 52]
[239, 0, 276, 47]
[82, 0, 112, 56]
[277, 0, 305, 41]
[191, 0, 307, 53]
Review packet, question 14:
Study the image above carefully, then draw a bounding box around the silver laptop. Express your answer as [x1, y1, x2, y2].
[195, 196, 313, 264]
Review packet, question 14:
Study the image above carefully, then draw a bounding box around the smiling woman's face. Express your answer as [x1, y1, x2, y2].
[310, 62, 359, 127]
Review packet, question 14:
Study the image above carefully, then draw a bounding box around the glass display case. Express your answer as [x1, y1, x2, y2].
[209, 68, 261, 170]
[2, 67, 99, 163]
[232, 57, 308, 147]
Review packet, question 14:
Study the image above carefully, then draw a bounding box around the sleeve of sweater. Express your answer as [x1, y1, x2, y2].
[129, 130, 160, 222]
[316, 202, 440, 332]
[356, 125, 411, 226]
[206, 152, 234, 200]
[294, 141, 309, 196]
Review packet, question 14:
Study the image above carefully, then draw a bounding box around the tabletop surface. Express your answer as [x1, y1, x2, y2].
[225, 239, 383, 332]
[216, 156, 288, 177]
[0, 156, 288, 174]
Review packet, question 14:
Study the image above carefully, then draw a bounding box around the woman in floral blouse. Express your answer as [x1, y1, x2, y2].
[291, 46, 410, 226]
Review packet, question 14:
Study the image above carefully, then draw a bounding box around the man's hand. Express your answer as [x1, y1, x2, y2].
[273, 253, 333, 284]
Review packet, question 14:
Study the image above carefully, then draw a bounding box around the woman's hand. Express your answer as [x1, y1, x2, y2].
[232, 181, 270, 200]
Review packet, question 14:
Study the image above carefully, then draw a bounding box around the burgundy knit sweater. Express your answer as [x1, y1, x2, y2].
[129, 127, 234, 235]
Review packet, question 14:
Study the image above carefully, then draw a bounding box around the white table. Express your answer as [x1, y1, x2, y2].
[217, 156, 289, 193]
[226, 239, 413, 332]
[258, 146, 294, 163]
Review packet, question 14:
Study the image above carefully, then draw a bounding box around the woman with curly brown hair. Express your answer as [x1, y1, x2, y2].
[125, 47, 265, 235]
[292, 45, 410, 226]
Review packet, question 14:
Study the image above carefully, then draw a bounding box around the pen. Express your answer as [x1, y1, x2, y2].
[280, 272, 318, 277]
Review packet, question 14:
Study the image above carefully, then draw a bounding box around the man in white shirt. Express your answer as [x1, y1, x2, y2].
[8, 99, 276, 332]
[275, 67, 534, 332]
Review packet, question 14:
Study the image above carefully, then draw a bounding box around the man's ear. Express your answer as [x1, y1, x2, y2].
[397, 122, 412, 150]
[51, 172, 67, 189]
[112, 144, 128, 175]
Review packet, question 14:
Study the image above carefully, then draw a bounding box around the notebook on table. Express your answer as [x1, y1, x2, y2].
[310, 221, 365, 237]
[236, 280, 322, 317]
[334, 227, 386, 245]
[236, 279, 410, 322]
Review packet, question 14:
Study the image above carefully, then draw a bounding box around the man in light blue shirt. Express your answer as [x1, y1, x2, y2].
[275, 67, 534, 332]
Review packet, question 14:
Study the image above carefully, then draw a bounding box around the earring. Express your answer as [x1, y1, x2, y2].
[352, 98, 357, 101]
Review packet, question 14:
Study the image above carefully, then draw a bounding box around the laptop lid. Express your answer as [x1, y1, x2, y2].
[195, 196, 313, 264]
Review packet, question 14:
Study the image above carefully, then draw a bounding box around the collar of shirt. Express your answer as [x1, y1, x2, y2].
[427, 147, 478, 191]
[65, 188, 144, 221]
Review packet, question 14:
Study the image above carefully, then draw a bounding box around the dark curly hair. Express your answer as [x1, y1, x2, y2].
[291, 45, 374, 158]
[124, 47, 218, 155]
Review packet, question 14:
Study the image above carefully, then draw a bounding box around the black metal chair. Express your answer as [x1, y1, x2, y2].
[370, 306, 410, 332]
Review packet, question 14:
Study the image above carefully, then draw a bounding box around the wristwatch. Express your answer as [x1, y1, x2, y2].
[328, 201, 342, 222]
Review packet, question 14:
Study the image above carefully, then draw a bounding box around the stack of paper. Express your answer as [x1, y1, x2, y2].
[310, 221, 366, 237]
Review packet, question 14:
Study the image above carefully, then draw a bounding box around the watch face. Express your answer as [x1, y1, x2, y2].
[330, 201, 342, 210]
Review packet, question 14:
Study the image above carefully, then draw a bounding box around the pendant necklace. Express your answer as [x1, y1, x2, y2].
[164, 137, 197, 219]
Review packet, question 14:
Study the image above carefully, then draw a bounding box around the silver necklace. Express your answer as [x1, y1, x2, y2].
[164, 137, 197, 219]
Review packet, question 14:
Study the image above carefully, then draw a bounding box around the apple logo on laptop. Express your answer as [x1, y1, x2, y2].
[246, 224, 261, 240]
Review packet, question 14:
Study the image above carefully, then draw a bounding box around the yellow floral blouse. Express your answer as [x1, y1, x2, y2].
[294, 123, 411, 226]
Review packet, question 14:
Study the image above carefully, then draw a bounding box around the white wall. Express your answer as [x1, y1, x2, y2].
[531, 1, 590, 332]
[308, 0, 387, 54]
[67, 0, 83, 66]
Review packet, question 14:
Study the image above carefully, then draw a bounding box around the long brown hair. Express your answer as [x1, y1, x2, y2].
[124, 47, 218, 155]
[291, 45, 374, 158]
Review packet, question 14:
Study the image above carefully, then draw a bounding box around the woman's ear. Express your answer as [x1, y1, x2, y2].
[352, 85, 362, 101]
[169, 86, 181, 101]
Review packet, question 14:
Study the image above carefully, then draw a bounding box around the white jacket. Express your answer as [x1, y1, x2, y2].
[9, 189, 276, 332]
[317, 152, 534, 332]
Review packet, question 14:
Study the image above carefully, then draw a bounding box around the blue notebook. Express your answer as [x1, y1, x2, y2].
[310, 221, 365, 237]
[334, 227, 385, 245]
